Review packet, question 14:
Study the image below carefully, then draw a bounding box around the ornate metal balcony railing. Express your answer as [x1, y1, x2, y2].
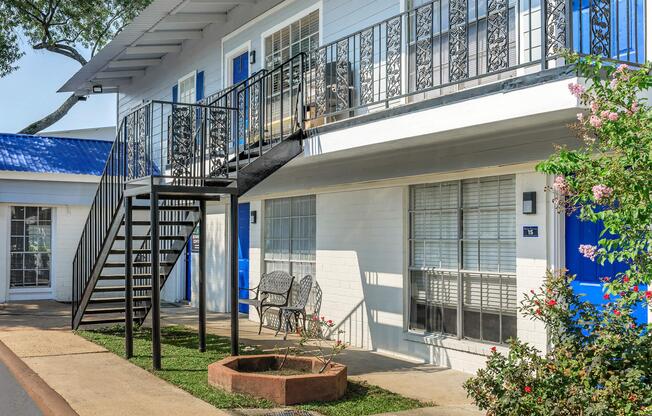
[303, 0, 645, 123]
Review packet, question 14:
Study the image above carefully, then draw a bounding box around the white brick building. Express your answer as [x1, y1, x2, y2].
[59, 0, 649, 372]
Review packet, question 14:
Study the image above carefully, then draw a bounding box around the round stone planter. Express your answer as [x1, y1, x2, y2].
[208, 354, 347, 405]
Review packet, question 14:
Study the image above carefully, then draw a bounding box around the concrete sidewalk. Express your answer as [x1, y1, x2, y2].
[0, 301, 229, 416]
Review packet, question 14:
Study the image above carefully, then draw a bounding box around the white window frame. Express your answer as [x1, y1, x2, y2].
[6, 205, 56, 300]
[259, 2, 323, 69]
[262, 195, 316, 278]
[177, 70, 197, 104]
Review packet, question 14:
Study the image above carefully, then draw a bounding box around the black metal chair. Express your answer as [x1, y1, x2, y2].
[240, 270, 294, 335]
[276, 275, 314, 340]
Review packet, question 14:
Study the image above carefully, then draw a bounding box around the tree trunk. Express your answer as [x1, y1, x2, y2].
[18, 93, 82, 135]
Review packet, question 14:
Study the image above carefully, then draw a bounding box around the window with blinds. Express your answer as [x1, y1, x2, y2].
[409, 175, 517, 344]
[264, 10, 319, 70]
[264, 195, 316, 279]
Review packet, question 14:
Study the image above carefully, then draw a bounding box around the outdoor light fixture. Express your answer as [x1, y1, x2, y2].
[249, 50, 256, 65]
[250, 210, 257, 224]
[523, 192, 536, 214]
[92, 85, 103, 94]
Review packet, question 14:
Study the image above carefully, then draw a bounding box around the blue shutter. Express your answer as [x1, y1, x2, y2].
[195, 71, 204, 101]
[172, 84, 178, 103]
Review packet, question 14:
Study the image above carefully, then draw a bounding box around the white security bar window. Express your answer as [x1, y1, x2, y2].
[409, 175, 517, 344]
[264, 195, 316, 279]
[10, 206, 52, 288]
[264, 10, 319, 70]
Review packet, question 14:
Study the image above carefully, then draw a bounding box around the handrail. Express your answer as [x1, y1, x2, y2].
[71, 52, 309, 327]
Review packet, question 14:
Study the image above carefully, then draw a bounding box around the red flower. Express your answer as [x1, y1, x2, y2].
[633, 286, 639, 292]
[546, 299, 557, 307]
[614, 310, 621, 316]
[645, 291, 652, 299]
[535, 309, 542, 315]
[623, 276, 630, 283]
[491, 346, 497, 353]
[524, 386, 532, 393]
[603, 294, 610, 300]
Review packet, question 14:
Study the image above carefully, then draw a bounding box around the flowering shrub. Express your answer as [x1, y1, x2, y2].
[277, 316, 347, 373]
[464, 54, 652, 415]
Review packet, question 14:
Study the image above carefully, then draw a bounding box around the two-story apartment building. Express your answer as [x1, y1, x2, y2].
[60, 0, 649, 372]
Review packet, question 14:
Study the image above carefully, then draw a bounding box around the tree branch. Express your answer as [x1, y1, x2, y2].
[18, 94, 82, 134]
[33, 42, 87, 66]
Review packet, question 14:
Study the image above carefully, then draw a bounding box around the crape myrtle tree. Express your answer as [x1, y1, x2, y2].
[464, 54, 652, 415]
[0, 0, 151, 134]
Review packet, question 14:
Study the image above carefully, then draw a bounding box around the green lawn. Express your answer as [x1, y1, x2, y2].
[77, 326, 430, 416]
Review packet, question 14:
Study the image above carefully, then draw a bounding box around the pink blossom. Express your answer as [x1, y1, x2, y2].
[630, 101, 639, 114]
[608, 112, 618, 121]
[590, 101, 599, 113]
[552, 175, 570, 196]
[568, 83, 585, 97]
[589, 115, 602, 128]
[592, 184, 613, 201]
[579, 244, 598, 261]
[610, 78, 619, 89]
[616, 63, 629, 73]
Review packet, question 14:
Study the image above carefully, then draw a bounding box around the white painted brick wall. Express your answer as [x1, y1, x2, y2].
[515, 173, 549, 352]
[244, 170, 553, 373]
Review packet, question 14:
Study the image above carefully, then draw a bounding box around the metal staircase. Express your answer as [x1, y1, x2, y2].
[71, 54, 306, 366]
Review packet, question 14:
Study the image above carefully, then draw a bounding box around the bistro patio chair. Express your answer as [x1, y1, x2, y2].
[275, 275, 314, 340]
[240, 270, 294, 335]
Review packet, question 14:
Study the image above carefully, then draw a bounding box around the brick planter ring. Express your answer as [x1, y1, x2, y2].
[208, 354, 347, 405]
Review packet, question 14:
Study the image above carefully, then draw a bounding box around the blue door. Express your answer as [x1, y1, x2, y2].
[233, 52, 249, 84]
[238, 203, 250, 313]
[232, 52, 249, 150]
[566, 211, 647, 323]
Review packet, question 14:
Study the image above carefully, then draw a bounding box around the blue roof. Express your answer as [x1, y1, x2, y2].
[0, 133, 112, 176]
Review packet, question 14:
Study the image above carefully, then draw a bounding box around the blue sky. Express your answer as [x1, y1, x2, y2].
[0, 40, 116, 134]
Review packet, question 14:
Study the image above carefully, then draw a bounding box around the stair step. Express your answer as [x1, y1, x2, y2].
[124, 220, 195, 226]
[84, 306, 148, 314]
[115, 235, 186, 241]
[103, 261, 175, 268]
[109, 248, 179, 255]
[94, 285, 152, 293]
[80, 317, 141, 326]
[131, 205, 199, 211]
[89, 296, 150, 304]
[99, 272, 165, 279]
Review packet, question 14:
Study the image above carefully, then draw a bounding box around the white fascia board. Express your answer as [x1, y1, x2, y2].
[305, 78, 582, 158]
[0, 171, 101, 183]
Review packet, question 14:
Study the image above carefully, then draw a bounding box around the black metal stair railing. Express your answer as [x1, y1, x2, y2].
[71, 55, 308, 326]
[303, 0, 645, 123]
[71, 99, 238, 325]
[72, 117, 127, 320]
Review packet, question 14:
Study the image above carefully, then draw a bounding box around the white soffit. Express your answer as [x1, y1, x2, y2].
[59, 0, 256, 95]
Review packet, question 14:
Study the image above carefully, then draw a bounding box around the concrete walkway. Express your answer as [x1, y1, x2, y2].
[0, 301, 229, 416]
[155, 303, 482, 415]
